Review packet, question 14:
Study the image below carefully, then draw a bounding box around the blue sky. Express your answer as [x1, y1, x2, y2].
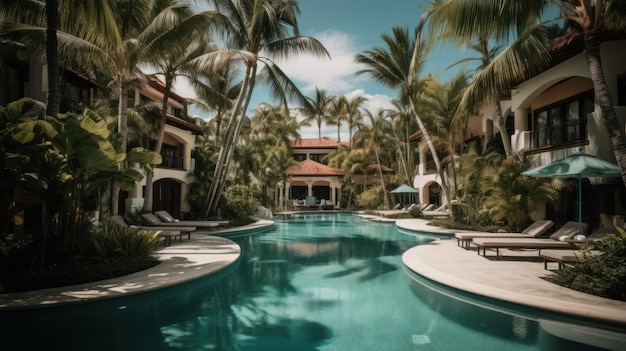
[181, 0, 476, 139]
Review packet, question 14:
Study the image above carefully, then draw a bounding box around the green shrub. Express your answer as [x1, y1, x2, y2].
[356, 185, 385, 209]
[88, 221, 160, 258]
[225, 184, 259, 218]
[547, 227, 626, 301]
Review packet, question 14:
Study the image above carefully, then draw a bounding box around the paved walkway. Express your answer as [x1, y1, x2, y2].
[395, 218, 626, 327]
[0, 219, 274, 311]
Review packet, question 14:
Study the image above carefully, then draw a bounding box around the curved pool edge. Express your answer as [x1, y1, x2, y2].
[0, 220, 275, 312]
[402, 241, 626, 327]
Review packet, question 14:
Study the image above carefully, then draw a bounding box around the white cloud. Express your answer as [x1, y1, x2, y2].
[273, 30, 366, 94]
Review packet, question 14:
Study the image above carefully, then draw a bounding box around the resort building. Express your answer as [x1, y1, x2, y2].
[409, 130, 448, 207]
[471, 35, 626, 227]
[122, 76, 203, 217]
[0, 44, 201, 219]
[282, 138, 345, 209]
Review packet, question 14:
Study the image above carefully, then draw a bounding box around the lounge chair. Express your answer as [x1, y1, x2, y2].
[142, 212, 220, 231]
[422, 204, 450, 219]
[540, 249, 602, 270]
[110, 215, 196, 246]
[471, 221, 588, 258]
[154, 210, 229, 228]
[455, 220, 555, 249]
[539, 227, 617, 269]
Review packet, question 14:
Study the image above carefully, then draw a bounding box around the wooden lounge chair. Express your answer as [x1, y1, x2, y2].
[110, 215, 196, 246]
[154, 210, 229, 228]
[540, 249, 602, 270]
[422, 204, 450, 219]
[455, 220, 555, 249]
[540, 227, 620, 269]
[141, 212, 219, 231]
[471, 221, 588, 258]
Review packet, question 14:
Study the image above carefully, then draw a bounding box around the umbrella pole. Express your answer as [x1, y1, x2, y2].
[578, 176, 583, 236]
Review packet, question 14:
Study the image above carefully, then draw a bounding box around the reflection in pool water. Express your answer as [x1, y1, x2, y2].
[2, 213, 624, 350]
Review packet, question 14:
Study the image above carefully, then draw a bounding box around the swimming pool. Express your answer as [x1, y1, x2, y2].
[2, 212, 623, 350]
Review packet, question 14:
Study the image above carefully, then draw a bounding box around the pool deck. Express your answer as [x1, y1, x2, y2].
[395, 218, 626, 326]
[1, 215, 625, 329]
[0, 219, 273, 311]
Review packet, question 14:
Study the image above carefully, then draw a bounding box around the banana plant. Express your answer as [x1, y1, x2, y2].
[2, 98, 161, 264]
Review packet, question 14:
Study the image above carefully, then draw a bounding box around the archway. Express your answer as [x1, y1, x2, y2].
[153, 179, 181, 217]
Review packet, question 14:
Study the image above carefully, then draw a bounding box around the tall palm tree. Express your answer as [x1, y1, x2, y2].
[421, 0, 626, 185]
[337, 95, 367, 143]
[191, 64, 242, 144]
[355, 26, 452, 208]
[141, 10, 219, 212]
[419, 0, 542, 157]
[420, 71, 470, 195]
[197, 0, 329, 217]
[389, 98, 417, 184]
[353, 108, 393, 209]
[300, 87, 335, 139]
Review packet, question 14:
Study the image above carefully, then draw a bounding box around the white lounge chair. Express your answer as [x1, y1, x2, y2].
[154, 210, 229, 228]
[142, 212, 220, 231]
[455, 220, 555, 249]
[471, 221, 588, 258]
[110, 215, 196, 246]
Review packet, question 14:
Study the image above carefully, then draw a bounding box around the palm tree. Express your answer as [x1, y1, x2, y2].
[337, 95, 367, 143]
[190, 64, 242, 144]
[420, 72, 470, 194]
[353, 108, 393, 209]
[389, 98, 418, 184]
[355, 26, 453, 208]
[198, 0, 329, 217]
[141, 12, 219, 213]
[421, 0, 626, 185]
[300, 87, 335, 139]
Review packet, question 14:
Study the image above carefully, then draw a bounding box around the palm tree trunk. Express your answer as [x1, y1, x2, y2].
[374, 147, 390, 209]
[111, 84, 129, 215]
[209, 67, 257, 215]
[584, 32, 626, 186]
[408, 99, 452, 214]
[202, 64, 253, 217]
[45, 0, 60, 118]
[143, 75, 173, 212]
[492, 95, 512, 157]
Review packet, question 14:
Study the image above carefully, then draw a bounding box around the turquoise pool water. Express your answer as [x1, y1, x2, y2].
[2, 212, 623, 350]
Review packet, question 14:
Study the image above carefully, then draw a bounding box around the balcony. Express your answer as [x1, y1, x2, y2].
[532, 120, 586, 150]
[158, 154, 184, 169]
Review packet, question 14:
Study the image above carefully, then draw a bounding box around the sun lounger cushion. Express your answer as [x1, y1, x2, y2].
[548, 221, 586, 241]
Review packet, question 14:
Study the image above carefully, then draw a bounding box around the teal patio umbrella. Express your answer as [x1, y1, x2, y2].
[521, 151, 621, 235]
[390, 184, 418, 208]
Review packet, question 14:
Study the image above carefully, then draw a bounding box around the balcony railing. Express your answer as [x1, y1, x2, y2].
[532, 120, 586, 149]
[159, 155, 184, 169]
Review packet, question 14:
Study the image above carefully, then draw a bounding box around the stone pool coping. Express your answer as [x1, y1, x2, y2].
[396, 218, 626, 326]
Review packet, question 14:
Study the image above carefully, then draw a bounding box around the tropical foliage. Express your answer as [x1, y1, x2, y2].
[548, 227, 626, 301]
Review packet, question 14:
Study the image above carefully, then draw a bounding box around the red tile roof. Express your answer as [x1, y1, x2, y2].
[287, 159, 344, 176]
[292, 138, 349, 149]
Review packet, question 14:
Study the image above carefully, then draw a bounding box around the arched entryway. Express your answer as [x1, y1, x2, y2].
[427, 182, 442, 207]
[153, 179, 181, 217]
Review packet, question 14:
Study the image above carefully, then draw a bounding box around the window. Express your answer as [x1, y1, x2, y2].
[309, 154, 325, 163]
[532, 92, 592, 149]
[293, 154, 306, 162]
[159, 145, 184, 169]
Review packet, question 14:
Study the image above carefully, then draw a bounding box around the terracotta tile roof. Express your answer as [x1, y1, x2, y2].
[292, 138, 349, 149]
[287, 159, 344, 176]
